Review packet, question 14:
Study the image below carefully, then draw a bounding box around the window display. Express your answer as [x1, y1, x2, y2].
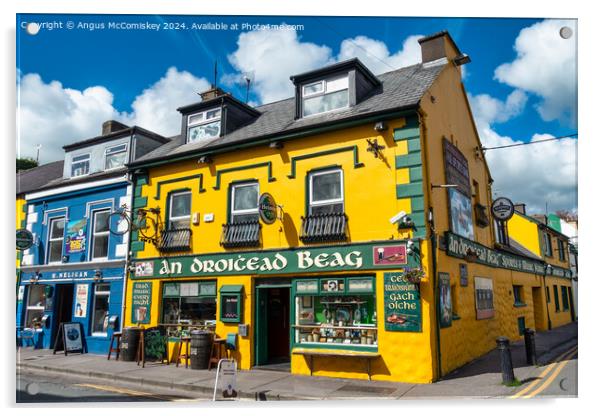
[293, 277, 377, 347]
[161, 281, 216, 333]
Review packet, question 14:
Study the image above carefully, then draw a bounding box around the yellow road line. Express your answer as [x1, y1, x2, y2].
[510, 345, 577, 399]
[523, 348, 577, 399]
[73, 383, 198, 402]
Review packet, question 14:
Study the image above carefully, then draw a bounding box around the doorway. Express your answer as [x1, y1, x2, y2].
[532, 287, 546, 331]
[255, 285, 291, 369]
[52, 284, 74, 348]
[567, 287, 576, 322]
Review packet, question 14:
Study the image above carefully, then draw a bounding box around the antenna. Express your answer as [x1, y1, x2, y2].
[241, 71, 255, 104]
[213, 61, 218, 89]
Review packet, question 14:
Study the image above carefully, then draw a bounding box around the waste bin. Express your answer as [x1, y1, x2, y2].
[120, 327, 142, 362]
[190, 330, 212, 370]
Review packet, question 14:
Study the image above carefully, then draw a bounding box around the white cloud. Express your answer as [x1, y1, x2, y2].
[17, 67, 210, 163]
[469, 93, 577, 213]
[224, 28, 423, 104]
[494, 19, 577, 125]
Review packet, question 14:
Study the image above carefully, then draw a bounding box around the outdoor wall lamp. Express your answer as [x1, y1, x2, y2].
[94, 269, 103, 281]
[198, 155, 213, 164]
[464, 248, 478, 263]
[453, 53, 471, 66]
[269, 141, 283, 149]
[30, 271, 41, 284]
[374, 121, 388, 132]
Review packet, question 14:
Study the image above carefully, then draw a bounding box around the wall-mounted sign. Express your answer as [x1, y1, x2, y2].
[135, 261, 154, 277]
[439, 273, 452, 328]
[74, 284, 88, 318]
[373, 245, 407, 266]
[384, 272, 421, 332]
[475, 277, 494, 319]
[132, 241, 421, 279]
[448, 188, 474, 240]
[65, 218, 87, 254]
[491, 197, 515, 221]
[258, 193, 277, 224]
[131, 282, 152, 324]
[459, 263, 468, 287]
[16, 228, 34, 251]
[443, 138, 471, 197]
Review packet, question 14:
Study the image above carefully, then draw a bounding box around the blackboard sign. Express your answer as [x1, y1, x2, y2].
[131, 282, 152, 324]
[384, 272, 421, 332]
[142, 326, 167, 362]
[221, 295, 240, 323]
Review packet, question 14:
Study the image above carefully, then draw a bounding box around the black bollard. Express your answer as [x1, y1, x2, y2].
[524, 328, 537, 365]
[496, 336, 516, 385]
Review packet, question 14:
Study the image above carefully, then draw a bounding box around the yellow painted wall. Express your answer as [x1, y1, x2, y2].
[508, 213, 542, 257]
[545, 277, 573, 328]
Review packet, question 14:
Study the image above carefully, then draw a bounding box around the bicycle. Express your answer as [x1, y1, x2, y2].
[107, 204, 163, 245]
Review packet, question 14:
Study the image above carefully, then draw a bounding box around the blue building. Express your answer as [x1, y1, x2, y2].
[17, 121, 168, 354]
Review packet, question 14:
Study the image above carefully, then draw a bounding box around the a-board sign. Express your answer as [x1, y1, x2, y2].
[213, 359, 238, 400]
[53, 322, 85, 355]
[142, 326, 167, 362]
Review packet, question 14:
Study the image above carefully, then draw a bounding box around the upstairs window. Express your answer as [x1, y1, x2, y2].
[168, 191, 191, 229]
[309, 169, 344, 215]
[231, 183, 259, 223]
[71, 154, 90, 177]
[47, 217, 65, 264]
[302, 75, 349, 117]
[104, 144, 128, 170]
[187, 108, 221, 143]
[558, 239, 566, 262]
[544, 233, 553, 257]
[91, 209, 110, 260]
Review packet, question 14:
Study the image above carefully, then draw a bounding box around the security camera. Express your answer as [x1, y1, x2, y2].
[390, 210, 407, 225]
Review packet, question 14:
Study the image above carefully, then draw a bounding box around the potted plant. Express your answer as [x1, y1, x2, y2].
[404, 268, 425, 284]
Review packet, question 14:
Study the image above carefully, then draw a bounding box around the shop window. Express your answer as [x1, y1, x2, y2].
[104, 143, 128, 170]
[25, 285, 48, 328]
[187, 108, 221, 143]
[302, 74, 349, 117]
[553, 285, 560, 311]
[558, 239, 566, 262]
[91, 283, 111, 335]
[219, 285, 243, 323]
[168, 191, 192, 229]
[308, 169, 344, 215]
[513, 285, 525, 306]
[91, 209, 110, 260]
[47, 217, 65, 264]
[230, 182, 259, 223]
[561, 286, 569, 311]
[71, 153, 90, 177]
[162, 281, 217, 329]
[293, 277, 377, 348]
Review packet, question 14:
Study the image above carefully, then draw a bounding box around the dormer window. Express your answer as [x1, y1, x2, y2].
[104, 144, 128, 170]
[71, 153, 90, 177]
[187, 108, 221, 143]
[302, 74, 349, 117]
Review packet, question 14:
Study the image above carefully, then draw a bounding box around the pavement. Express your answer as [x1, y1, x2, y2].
[15, 322, 577, 401]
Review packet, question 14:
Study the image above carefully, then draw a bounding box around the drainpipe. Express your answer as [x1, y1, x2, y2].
[417, 108, 442, 381]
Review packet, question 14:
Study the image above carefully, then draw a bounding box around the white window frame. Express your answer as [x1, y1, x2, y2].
[168, 191, 192, 229]
[47, 216, 65, 264]
[90, 208, 111, 261]
[71, 153, 91, 177]
[308, 169, 344, 215]
[25, 285, 47, 329]
[230, 182, 259, 222]
[301, 74, 350, 117]
[104, 143, 128, 170]
[91, 283, 111, 336]
[186, 107, 222, 143]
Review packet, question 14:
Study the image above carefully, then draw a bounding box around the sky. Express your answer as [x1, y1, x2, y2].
[15, 14, 577, 214]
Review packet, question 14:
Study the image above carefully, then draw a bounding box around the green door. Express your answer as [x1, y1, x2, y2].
[254, 288, 269, 366]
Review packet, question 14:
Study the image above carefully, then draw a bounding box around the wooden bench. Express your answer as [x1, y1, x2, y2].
[292, 348, 380, 380]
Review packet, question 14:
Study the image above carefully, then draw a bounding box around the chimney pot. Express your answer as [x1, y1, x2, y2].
[102, 120, 129, 136]
[200, 87, 226, 101]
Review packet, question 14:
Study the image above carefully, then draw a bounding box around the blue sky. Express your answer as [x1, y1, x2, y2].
[16, 14, 577, 213]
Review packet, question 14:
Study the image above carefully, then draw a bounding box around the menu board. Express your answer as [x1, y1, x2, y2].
[384, 272, 421, 332]
[221, 295, 240, 322]
[131, 282, 152, 324]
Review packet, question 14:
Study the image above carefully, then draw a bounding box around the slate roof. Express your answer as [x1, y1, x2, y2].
[16, 160, 65, 195]
[132, 60, 447, 166]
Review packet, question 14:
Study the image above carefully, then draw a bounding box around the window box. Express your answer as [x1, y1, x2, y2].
[300, 212, 347, 243]
[157, 228, 192, 252]
[220, 220, 261, 248]
[219, 285, 243, 323]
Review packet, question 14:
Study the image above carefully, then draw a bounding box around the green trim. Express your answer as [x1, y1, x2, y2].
[393, 115, 420, 142]
[129, 108, 418, 170]
[411, 197, 424, 212]
[292, 343, 379, 352]
[414, 226, 426, 238]
[287, 146, 363, 179]
[131, 241, 145, 252]
[407, 138, 421, 153]
[220, 284, 244, 293]
[134, 185, 144, 198]
[410, 211, 426, 228]
[214, 162, 275, 190]
[133, 196, 148, 209]
[131, 230, 139, 242]
[154, 174, 205, 200]
[220, 291, 242, 323]
[22, 204, 28, 213]
[396, 182, 423, 199]
[395, 153, 422, 169]
[409, 166, 423, 182]
[20, 219, 27, 228]
[136, 175, 149, 186]
[513, 302, 528, 308]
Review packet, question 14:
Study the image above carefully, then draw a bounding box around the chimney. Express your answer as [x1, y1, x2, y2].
[418, 31, 469, 66]
[514, 204, 526, 215]
[199, 87, 227, 102]
[102, 120, 129, 136]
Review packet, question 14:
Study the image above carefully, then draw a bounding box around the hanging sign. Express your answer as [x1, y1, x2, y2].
[491, 197, 515, 221]
[64, 218, 87, 254]
[384, 272, 421, 332]
[74, 284, 88, 318]
[258, 193, 277, 224]
[16, 228, 34, 251]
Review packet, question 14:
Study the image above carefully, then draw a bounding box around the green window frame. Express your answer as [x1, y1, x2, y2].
[160, 281, 217, 329]
[219, 284, 244, 323]
[517, 316, 526, 335]
[513, 285, 526, 307]
[553, 285, 560, 312]
[561, 286, 569, 311]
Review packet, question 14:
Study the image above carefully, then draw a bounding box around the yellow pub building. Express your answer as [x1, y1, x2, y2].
[122, 31, 573, 383]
